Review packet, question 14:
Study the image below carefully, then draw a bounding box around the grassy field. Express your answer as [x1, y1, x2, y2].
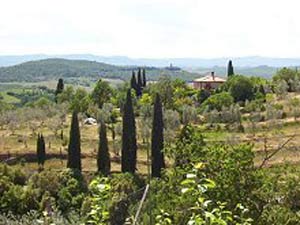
[1, 111, 299, 174]
[0, 114, 150, 174]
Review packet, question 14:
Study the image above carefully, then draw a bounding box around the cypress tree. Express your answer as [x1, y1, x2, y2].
[37, 133, 46, 167]
[130, 70, 142, 97]
[55, 78, 64, 103]
[97, 121, 111, 176]
[40, 134, 46, 166]
[136, 83, 142, 98]
[121, 89, 137, 173]
[67, 111, 81, 171]
[227, 60, 234, 77]
[36, 134, 41, 166]
[130, 71, 137, 91]
[142, 69, 147, 87]
[151, 94, 165, 178]
[137, 68, 143, 89]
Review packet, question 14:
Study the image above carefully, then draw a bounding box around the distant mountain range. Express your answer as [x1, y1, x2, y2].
[0, 54, 300, 68]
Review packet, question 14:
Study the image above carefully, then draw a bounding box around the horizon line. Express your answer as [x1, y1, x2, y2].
[0, 53, 300, 60]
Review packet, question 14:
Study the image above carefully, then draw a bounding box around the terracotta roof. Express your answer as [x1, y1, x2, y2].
[193, 72, 226, 83]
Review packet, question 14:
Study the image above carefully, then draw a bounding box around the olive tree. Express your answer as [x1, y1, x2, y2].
[289, 98, 300, 121]
[273, 67, 298, 91]
[274, 80, 289, 99]
[181, 105, 198, 125]
[203, 108, 220, 125]
[139, 103, 153, 144]
[91, 79, 113, 108]
[291, 76, 300, 92]
[150, 76, 174, 109]
[248, 109, 263, 133]
[220, 104, 242, 131]
[265, 103, 284, 128]
[7, 114, 19, 135]
[113, 122, 122, 156]
[98, 103, 118, 149]
[202, 92, 234, 111]
[163, 109, 181, 145]
[48, 115, 64, 137]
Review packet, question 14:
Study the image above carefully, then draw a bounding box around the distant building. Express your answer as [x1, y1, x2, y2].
[165, 63, 181, 71]
[193, 72, 226, 90]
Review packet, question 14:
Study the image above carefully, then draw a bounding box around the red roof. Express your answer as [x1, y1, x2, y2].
[193, 72, 226, 83]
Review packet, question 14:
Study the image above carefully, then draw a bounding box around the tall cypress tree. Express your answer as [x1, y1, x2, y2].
[130, 71, 137, 91]
[67, 111, 81, 171]
[121, 89, 137, 173]
[137, 68, 143, 89]
[142, 69, 146, 87]
[40, 134, 46, 166]
[130, 70, 142, 97]
[151, 94, 165, 178]
[97, 121, 111, 176]
[136, 83, 142, 98]
[135, 69, 142, 97]
[227, 60, 234, 77]
[37, 133, 46, 167]
[55, 78, 64, 103]
[36, 134, 41, 166]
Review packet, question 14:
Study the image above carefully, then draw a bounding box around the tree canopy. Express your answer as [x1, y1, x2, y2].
[202, 92, 234, 111]
[91, 79, 113, 109]
[228, 75, 255, 102]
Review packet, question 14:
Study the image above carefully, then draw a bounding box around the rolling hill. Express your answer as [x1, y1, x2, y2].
[0, 58, 198, 82]
[0, 58, 282, 83]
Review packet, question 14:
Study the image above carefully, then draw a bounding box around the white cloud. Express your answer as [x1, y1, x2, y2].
[0, 0, 299, 58]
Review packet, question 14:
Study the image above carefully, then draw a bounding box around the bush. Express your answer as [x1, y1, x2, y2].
[0, 166, 87, 216]
[0, 210, 82, 225]
[143, 163, 253, 224]
[201, 92, 234, 111]
[197, 89, 211, 105]
[228, 75, 255, 102]
[84, 173, 145, 225]
[258, 205, 300, 225]
[243, 99, 266, 113]
[0, 164, 27, 186]
[166, 126, 262, 219]
[273, 67, 299, 91]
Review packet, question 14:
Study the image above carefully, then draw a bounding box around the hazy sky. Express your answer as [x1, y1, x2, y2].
[0, 0, 300, 58]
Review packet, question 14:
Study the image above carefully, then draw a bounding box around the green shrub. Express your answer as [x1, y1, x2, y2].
[229, 75, 255, 102]
[201, 92, 234, 111]
[197, 89, 211, 105]
[243, 99, 266, 113]
[0, 164, 27, 185]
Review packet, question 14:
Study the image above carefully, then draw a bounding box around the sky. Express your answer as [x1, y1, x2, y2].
[0, 0, 300, 58]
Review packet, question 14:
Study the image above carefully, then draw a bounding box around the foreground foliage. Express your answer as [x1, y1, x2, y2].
[2, 125, 300, 224]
